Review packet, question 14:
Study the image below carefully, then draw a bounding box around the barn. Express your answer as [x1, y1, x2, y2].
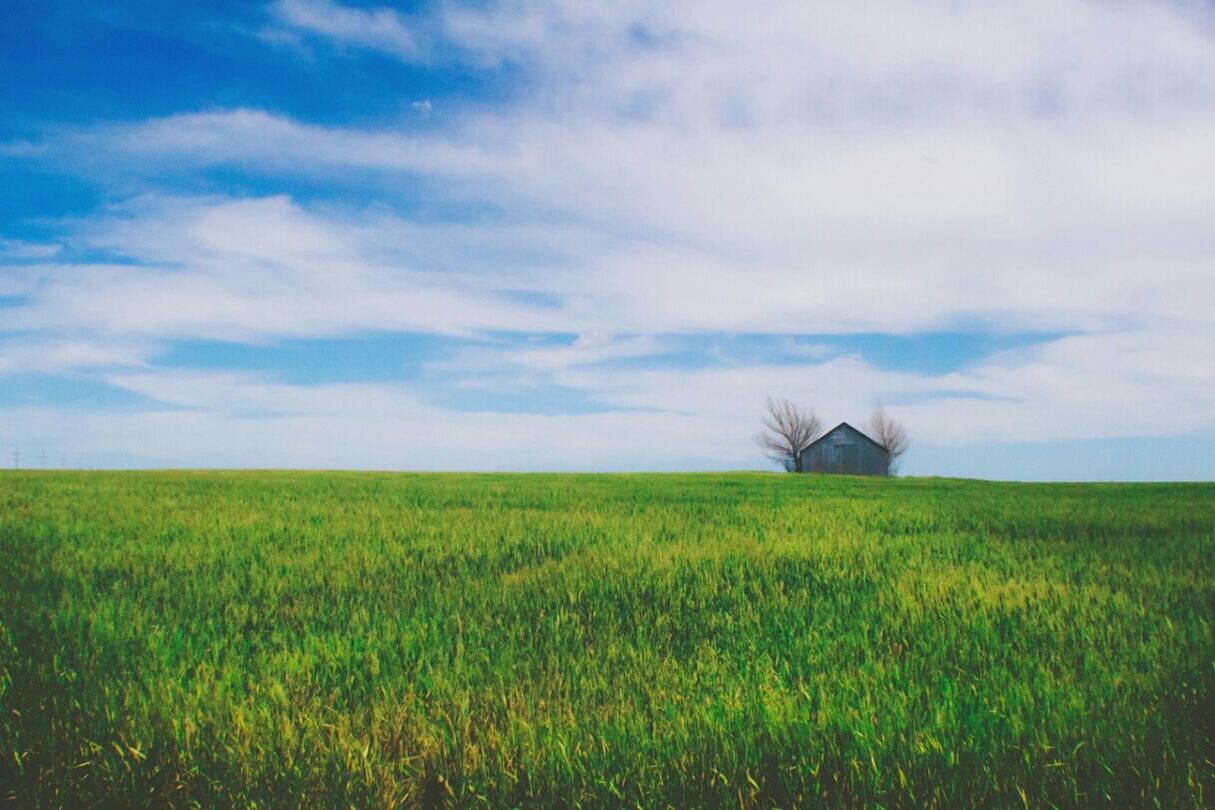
[800, 422, 889, 476]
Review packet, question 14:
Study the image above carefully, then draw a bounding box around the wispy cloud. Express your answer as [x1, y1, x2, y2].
[0, 337, 150, 377]
[43, 107, 1215, 337]
[5, 320, 1209, 472]
[439, 334, 668, 374]
[2, 195, 575, 344]
[269, 0, 420, 59]
[0, 238, 60, 261]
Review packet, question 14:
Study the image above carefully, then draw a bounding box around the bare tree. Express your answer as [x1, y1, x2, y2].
[869, 406, 909, 476]
[756, 397, 822, 472]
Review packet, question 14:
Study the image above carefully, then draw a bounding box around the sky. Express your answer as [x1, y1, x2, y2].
[1, 0, 1214, 478]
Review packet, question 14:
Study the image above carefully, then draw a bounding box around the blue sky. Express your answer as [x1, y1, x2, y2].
[2, 1, 1215, 477]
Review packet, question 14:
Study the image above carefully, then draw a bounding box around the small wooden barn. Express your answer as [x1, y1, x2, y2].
[800, 422, 889, 476]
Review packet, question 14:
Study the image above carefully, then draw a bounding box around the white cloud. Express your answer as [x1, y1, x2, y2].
[0, 239, 61, 261]
[62, 108, 1215, 337]
[81, 109, 494, 177]
[0, 337, 150, 377]
[437, 333, 666, 376]
[2, 317, 1207, 472]
[4, 372, 734, 471]
[2, 195, 576, 342]
[559, 327, 1215, 446]
[294, 0, 1215, 124]
[270, 0, 420, 59]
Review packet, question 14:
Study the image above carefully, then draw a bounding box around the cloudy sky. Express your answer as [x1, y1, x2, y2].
[2, 1, 1214, 477]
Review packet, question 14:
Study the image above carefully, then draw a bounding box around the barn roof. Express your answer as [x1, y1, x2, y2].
[802, 421, 888, 455]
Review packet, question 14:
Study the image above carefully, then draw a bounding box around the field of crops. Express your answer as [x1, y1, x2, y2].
[1, 472, 1212, 806]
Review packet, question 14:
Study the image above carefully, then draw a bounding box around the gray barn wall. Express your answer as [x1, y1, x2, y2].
[801, 422, 889, 476]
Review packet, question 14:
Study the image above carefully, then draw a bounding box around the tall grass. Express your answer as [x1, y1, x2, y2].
[1, 472, 1213, 806]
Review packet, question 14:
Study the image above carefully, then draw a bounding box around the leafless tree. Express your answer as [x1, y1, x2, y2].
[756, 397, 822, 472]
[869, 406, 909, 476]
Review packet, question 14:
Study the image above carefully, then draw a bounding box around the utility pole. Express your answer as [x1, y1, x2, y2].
[11, 446, 20, 469]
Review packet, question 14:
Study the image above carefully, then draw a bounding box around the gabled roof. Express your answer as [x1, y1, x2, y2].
[802, 421, 888, 455]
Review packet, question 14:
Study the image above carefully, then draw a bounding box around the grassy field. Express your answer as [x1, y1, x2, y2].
[1, 472, 1213, 807]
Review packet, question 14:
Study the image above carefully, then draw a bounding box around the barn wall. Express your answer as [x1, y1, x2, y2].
[801, 423, 889, 476]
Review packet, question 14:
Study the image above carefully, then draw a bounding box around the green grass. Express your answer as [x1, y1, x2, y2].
[1, 471, 1213, 807]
